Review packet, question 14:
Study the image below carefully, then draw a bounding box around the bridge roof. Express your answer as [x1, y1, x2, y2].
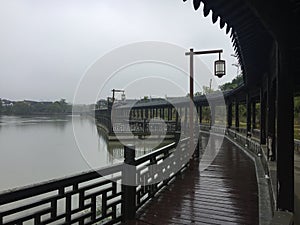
[114, 90, 234, 109]
[183, 0, 300, 91]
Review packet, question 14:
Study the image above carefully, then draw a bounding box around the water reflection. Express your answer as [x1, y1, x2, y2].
[0, 115, 172, 192]
[95, 124, 173, 163]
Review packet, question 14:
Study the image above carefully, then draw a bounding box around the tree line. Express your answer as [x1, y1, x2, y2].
[0, 99, 72, 115]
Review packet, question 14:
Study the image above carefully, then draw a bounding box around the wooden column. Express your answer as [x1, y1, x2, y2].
[235, 101, 240, 131]
[252, 102, 256, 130]
[175, 109, 179, 130]
[122, 145, 136, 220]
[199, 105, 203, 124]
[276, 43, 294, 212]
[268, 80, 276, 160]
[260, 88, 267, 145]
[184, 106, 188, 129]
[246, 94, 251, 135]
[142, 109, 144, 119]
[168, 108, 171, 121]
[227, 102, 232, 128]
[145, 108, 148, 119]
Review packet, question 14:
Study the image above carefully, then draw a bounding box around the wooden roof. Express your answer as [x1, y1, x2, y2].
[183, 0, 300, 90]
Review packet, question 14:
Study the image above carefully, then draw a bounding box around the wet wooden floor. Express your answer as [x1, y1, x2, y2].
[127, 137, 259, 225]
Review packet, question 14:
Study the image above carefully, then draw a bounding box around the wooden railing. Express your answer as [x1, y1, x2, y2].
[112, 120, 178, 135]
[0, 165, 123, 225]
[199, 124, 226, 134]
[227, 128, 261, 155]
[0, 138, 191, 225]
[134, 138, 190, 210]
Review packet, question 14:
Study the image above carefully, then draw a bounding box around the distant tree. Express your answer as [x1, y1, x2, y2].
[202, 85, 216, 94]
[219, 75, 244, 91]
[12, 102, 32, 115]
[0, 98, 2, 114]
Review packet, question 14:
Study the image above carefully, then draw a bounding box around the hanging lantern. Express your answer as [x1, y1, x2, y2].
[215, 53, 226, 78]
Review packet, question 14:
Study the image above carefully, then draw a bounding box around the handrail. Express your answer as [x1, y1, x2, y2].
[0, 138, 192, 225]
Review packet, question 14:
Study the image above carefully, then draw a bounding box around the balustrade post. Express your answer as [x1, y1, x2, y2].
[122, 145, 136, 221]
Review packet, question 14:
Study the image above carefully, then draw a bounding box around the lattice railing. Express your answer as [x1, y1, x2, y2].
[0, 138, 193, 224]
[0, 165, 123, 225]
[134, 138, 190, 210]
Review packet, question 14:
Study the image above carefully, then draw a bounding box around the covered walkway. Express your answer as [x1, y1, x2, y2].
[128, 136, 259, 225]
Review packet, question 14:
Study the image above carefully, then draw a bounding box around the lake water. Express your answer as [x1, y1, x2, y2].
[0, 115, 170, 192]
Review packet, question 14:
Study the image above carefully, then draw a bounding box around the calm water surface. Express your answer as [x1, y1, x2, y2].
[0, 115, 168, 192]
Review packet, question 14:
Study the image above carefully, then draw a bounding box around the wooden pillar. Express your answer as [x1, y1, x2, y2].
[122, 145, 136, 221]
[235, 101, 239, 131]
[276, 43, 294, 212]
[142, 109, 145, 119]
[260, 88, 267, 145]
[175, 109, 179, 130]
[168, 107, 172, 121]
[252, 102, 256, 130]
[227, 102, 232, 128]
[184, 106, 188, 128]
[268, 80, 276, 160]
[246, 94, 251, 135]
[199, 105, 203, 124]
[145, 108, 148, 119]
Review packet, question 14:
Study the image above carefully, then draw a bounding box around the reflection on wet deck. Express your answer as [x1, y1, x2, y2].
[128, 138, 258, 224]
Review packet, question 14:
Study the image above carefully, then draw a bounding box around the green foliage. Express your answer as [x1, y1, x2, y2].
[0, 99, 72, 115]
[12, 102, 32, 115]
[0, 98, 2, 114]
[219, 75, 244, 91]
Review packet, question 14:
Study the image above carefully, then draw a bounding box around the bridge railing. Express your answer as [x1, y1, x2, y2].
[134, 138, 190, 210]
[199, 124, 226, 135]
[0, 164, 123, 225]
[0, 138, 192, 225]
[112, 120, 178, 135]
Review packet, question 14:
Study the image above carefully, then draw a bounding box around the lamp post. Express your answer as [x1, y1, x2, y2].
[185, 49, 226, 155]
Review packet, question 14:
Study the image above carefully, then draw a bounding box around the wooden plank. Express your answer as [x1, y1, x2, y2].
[132, 138, 259, 224]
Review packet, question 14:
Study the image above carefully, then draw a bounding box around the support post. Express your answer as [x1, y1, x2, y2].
[276, 44, 294, 212]
[199, 105, 203, 124]
[252, 102, 256, 130]
[227, 102, 232, 128]
[210, 104, 215, 127]
[189, 48, 195, 154]
[145, 108, 148, 119]
[235, 101, 240, 131]
[168, 107, 172, 121]
[122, 145, 136, 221]
[246, 94, 251, 136]
[260, 88, 267, 145]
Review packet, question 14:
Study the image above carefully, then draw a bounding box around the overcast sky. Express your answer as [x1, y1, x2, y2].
[0, 0, 238, 104]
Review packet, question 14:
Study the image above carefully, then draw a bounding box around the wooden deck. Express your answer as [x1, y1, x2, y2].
[127, 137, 259, 225]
